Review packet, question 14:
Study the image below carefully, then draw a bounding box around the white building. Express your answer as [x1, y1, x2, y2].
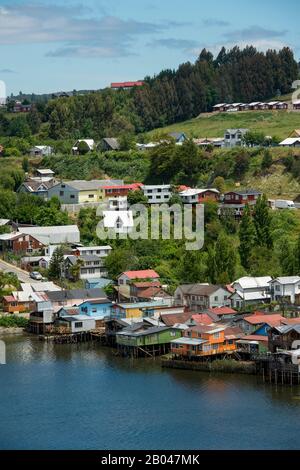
[72, 139, 95, 154]
[19, 225, 80, 245]
[30, 146, 53, 157]
[224, 129, 248, 148]
[72, 246, 112, 257]
[231, 276, 272, 308]
[108, 196, 128, 211]
[279, 138, 300, 147]
[269, 277, 300, 304]
[142, 185, 171, 204]
[103, 210, 134, 234]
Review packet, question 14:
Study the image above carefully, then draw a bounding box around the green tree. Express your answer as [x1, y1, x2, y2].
[127, 190, 148, 206]
[239, 205, 256, 269]
[77, 140, 90, 155]
[22, 157, 29, 173]
[261, 149, 273, 170]
[253, 194, 273, 249]
[48, 247, 65, 280]
[213, 176, 225, 193]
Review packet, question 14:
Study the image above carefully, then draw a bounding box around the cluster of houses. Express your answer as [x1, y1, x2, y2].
[212, 101, 289, 113]
[3, 268, 300, 360]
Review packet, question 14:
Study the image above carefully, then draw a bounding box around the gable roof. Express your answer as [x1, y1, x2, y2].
[270, 277, 300, 285]
[121, 270, 160, 280]
[160, 312, 193, 327]
[208, 307, 237, 316]
[177, 284, 226, 296]
[103, 138, 120, 150]
[46, 288, 106, 302]
[243, 314, 286, 327]
[19, 225, 80, 245]
[234, 276, 272, 289]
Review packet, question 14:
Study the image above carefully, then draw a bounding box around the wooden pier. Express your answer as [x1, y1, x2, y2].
[256, 357, 300, 386]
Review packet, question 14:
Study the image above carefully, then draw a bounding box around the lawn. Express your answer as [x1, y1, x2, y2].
[149, 110, 300, 140]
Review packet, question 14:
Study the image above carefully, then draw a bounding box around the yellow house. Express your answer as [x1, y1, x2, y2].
[48, 181, 121, 204]
[111, 301, 171, 320]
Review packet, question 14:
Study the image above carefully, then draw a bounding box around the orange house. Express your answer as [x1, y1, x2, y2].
[171, 324, 238, 358]
[2, 296, 27, 314]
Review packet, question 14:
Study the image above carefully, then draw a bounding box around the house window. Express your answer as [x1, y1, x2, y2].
[214, 296, 218, 302]
[213, 332, 220, 339]
[60, 191, 64, 196]
[70, 195, 75, 199]
[75, 322, 83, 328]
[89, 194, 94, 198]
[170, 331, 176, 337]
[275, 285, 280, 292]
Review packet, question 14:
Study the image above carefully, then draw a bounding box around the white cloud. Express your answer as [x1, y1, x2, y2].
[0, 2, 185, 57]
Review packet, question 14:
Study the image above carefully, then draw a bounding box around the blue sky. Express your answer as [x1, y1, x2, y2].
[0, 0, 299, 94]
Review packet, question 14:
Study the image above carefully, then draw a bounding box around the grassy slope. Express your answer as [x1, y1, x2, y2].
[149, 110, 300, 140]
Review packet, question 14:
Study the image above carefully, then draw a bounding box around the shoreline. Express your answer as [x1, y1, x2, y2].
[0, 327, 25, 336]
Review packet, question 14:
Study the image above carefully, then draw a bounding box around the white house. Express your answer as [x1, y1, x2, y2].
[279, 138, 300, 147]
[174, 284, 231, 311]
[231, 276, 272, 308]
[224, 129, 248, 148]
[179, 188, 220, 204]
[72, 246, 112, 257]
[56, 314, 96, 333]
[103, 210, 134, 234]
[30, 146, 53, 157]
[142, 185, 171, 204]
[72, 139, 95, 154]
[269, 277, 300, 304]
[19, 225, 80, 246]
[108, 196, 128, 211]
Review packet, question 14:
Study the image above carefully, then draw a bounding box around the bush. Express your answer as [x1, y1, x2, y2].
[0, 315, 28, 328]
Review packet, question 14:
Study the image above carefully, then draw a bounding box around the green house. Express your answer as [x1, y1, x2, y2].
[116, 326, 182, 348]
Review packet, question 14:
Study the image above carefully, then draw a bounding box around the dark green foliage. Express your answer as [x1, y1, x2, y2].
[1, 47, 297, 139]
[48, 247, 65, 280]
[239, 205, 256, 269]
[253, 194, 273, 249]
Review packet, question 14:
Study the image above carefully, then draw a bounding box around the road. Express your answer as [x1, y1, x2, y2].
[0, 259, 36, 283]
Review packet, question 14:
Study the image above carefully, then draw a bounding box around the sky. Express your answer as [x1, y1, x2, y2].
[0, 0, 299, 95]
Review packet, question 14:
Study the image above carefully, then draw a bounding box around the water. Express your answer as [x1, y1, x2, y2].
[1, 334, 300, 450]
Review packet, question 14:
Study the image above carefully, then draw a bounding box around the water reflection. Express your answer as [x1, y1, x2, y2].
[1, 334, 300, 450]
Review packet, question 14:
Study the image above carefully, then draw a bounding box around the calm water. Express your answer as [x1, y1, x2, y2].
[1, 333, 300, 450]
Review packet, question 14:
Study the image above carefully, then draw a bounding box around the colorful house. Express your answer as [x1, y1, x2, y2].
[79, 299, 113, 319]
[111, 301, 171, 320]
[171, 324, 238, 358]
[116, 325, 182, 356]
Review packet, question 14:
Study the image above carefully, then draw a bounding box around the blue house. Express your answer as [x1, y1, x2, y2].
[79, 299, 113, 319]
[253, 323, 272, 336]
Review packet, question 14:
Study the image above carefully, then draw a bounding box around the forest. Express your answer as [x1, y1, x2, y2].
[0, 46, 298, 141]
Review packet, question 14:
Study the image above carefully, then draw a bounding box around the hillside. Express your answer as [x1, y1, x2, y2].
[148, 110, 300, 140]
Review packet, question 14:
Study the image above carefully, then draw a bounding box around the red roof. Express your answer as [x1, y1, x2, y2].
[241, 335, 268, 343]
[192, 314, 214, 325]
[209, 307, 237, 316]
[121, 270, 160, 280]
[3, 296, 15, 302]
[244, 314, 285, 327]
[103, 183, 142, 191]
[111, 81, 144, 89]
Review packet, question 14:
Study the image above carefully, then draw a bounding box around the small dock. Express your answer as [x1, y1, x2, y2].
[256, 357, 300, 386]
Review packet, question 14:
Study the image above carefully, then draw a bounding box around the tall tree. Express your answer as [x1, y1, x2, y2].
[253, 194, 273, 249]
[239, 205, 256, 270]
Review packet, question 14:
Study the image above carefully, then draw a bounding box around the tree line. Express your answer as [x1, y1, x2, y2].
[0, 46, 298, 140]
